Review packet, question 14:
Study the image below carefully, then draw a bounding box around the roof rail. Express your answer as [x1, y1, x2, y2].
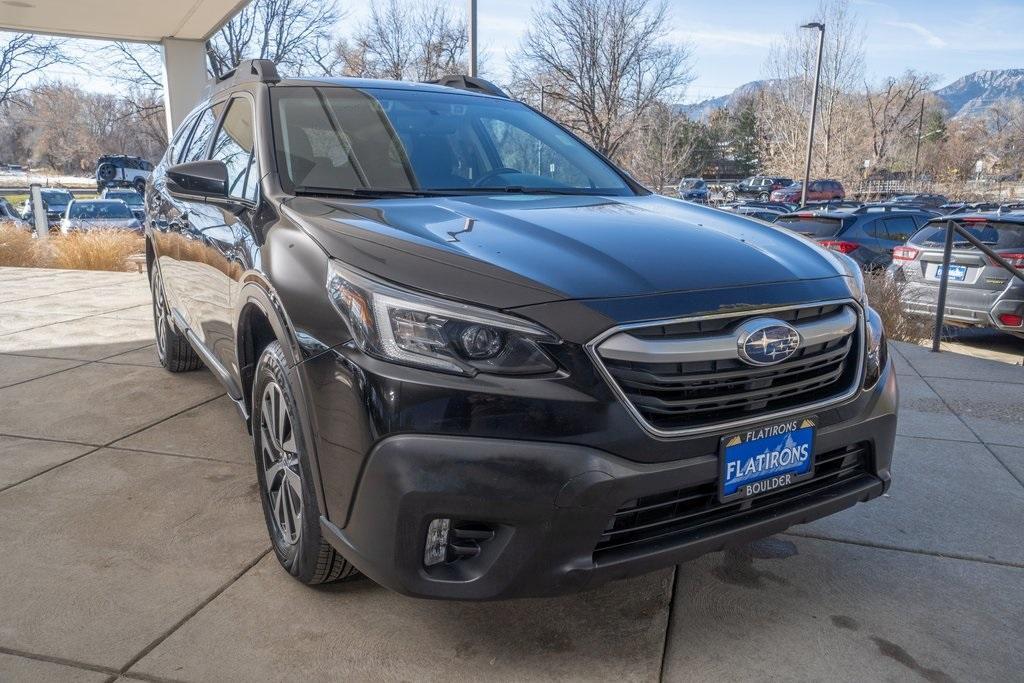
[428, 75, 509, 98]
[213, 59, 281, 90]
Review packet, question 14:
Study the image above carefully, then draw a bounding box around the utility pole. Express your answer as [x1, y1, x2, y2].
[913, 96, 925, 183]
[468, 0, 478, 77]
[800, 22, 825, 207]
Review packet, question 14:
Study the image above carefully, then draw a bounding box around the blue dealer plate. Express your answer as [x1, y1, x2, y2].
[933, 264, 967, 282]
[719, 418, 816, 502]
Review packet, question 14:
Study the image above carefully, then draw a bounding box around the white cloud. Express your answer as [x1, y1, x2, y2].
[883, 21, 948, 48]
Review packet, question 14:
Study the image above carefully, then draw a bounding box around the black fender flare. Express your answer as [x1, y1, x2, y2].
[234, 275, 331, 516]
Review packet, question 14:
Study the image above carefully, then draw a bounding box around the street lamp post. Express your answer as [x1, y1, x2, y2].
[468, 0, 478, 77]
[800, 22, 825, 207]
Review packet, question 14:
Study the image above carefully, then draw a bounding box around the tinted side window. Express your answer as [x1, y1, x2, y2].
[865, 219, 887, 239]
[210, 98, 258, 202]
[169, 116, 198, 163]
[181, 102, 226, 163]
[884, 216, 917, 242]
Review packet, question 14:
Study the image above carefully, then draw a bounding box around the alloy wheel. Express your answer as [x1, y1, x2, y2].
[260, 381, 303, 545]
[152, 269, 168, 358]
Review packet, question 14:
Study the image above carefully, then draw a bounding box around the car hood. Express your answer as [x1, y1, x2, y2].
[287, 193, 854, 309]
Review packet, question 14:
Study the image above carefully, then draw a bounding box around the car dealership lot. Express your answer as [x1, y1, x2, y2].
[0, 267, 1021, 682]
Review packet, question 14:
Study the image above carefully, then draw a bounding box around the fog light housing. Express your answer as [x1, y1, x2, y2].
[423, 518, 450, 567]
[998, 313, 1023, 327]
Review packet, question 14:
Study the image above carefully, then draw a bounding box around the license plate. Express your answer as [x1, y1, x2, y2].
[933, 264, 967, 282]
[719, 418, 816, 502]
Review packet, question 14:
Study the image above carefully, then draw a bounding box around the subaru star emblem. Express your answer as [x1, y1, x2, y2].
[735, 318, 801, 366]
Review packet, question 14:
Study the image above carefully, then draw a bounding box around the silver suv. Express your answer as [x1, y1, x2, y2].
[889, 213, 1024, 338]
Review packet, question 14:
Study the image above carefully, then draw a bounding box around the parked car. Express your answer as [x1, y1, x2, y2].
[888, 214, 1024, 339]
[147, 60, 896, 600]
[95, 154, 154, 193]
[676, 178, 709, 203]
[723, 176, 794, 201]
[20, 188, 73, 226]
[100, 187, 146, 222]
[891, 194, 949, 209]
[0, 197, 28, 229]
[939, 202, 1000, 215]
[719, 201, 796, 222]
[59, 199, 142, 234]
[771, 179, 845, 204]
[774, 205, 934, 269]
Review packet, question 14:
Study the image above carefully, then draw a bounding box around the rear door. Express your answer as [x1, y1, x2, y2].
[870, 214, 918, 268]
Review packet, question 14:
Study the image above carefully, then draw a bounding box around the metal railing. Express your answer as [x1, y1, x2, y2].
[931, 218, 1024, 351]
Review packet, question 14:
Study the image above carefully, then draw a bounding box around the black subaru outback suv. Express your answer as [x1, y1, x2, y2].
[146, 61, 897, 600]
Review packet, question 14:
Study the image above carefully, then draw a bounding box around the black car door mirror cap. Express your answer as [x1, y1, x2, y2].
[166, 160, 230, 203]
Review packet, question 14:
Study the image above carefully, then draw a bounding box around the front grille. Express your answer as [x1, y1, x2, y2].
[594, 303, 862, 433]
[593, 442, 872, 560]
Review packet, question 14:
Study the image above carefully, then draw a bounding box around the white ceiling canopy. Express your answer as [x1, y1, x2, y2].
[0, 0, 250, 43]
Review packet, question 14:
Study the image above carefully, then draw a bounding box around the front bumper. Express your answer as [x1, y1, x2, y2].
[317, 358, 897, 600]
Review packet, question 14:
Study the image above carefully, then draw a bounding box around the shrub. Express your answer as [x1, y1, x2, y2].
[0, 222, 46, 268]
[49, 229, 145, 272]
[863, 269, 932, 344]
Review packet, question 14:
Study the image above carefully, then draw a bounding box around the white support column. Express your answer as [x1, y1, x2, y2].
[161, 38, 208, 137]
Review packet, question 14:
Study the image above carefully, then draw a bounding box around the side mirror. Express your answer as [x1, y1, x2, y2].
[166, 160, 229, 202]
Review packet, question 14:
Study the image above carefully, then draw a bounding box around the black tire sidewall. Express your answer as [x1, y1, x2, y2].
[150, 268, 170, 367]
[251, 342, 325, 583]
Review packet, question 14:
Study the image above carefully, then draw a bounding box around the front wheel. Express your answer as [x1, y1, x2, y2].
[253, 341, 359, 585]
[759, 192, 770, 201]
[725, 190, 736, 201]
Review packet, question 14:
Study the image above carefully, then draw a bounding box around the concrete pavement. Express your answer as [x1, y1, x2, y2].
[0, 267, 1021, 682]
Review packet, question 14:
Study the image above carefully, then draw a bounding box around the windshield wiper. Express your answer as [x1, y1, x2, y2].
[292, 185, 453, 198]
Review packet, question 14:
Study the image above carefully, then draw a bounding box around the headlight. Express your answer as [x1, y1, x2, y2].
[864, 306, 887, 389]
[327, 260, 559, 376]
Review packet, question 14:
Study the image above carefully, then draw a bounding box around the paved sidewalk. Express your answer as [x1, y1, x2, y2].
[0, 267, 1021, 683]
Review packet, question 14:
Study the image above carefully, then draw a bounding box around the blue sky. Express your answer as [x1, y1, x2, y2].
[36, 0, 1024, 102]
[425, 0, 1024, 102]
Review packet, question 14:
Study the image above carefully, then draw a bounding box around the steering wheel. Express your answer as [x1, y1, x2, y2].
[473, 167, 521, 187]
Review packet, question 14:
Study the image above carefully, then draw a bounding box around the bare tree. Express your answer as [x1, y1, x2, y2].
[335, 0, 468, 81]
[0, 33, 68, 107]
[759, 0, 865, 180]
[865, 70, 935, 167]
[619, 101, 696, 192]
[206, 0, 343, 78]
[511, 0, 693, 159]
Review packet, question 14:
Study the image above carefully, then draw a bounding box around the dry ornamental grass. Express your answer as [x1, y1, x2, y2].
[0, 223, 143, 272]
[863, 269, 932, 344]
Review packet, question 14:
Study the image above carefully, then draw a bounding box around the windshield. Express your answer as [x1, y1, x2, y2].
[69, 201, 133, 220]
[910, 219, 1024, 250]
[679, 179, 703, 189]
[271, 86, 633, 196]
[106, 192, 143, 206]
[774, 215, 845, 238]
[41, 190, 71, 205]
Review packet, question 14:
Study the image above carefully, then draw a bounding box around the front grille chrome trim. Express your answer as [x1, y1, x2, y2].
[585, 299, 866, 439]
[598, 305, 857, 364]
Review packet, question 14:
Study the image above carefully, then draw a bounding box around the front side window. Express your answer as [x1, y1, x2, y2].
[270, 86, 633, 196]
[182, 102, 226, 164]
[210, 97, 258, 202]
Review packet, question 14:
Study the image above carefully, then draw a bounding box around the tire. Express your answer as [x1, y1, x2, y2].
[133, 178, 147, 196]
[253, 341, 359, 585]
[150, 266, 202, 372]
[759, 192, 769, 201]
[96, 162, 117, 186]
[725, 190, 736, 201]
